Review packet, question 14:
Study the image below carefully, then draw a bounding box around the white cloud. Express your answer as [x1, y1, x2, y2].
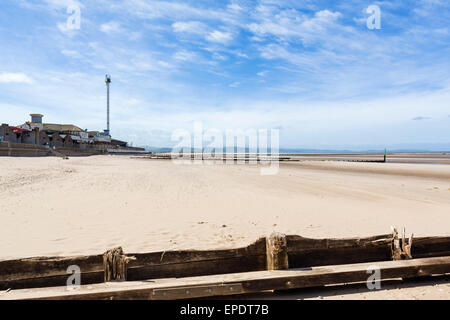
[0, 73, 33, 84]
[235, 51, 249, 58]
[258, 44, 317, 72]
[61, 49, 82, 58]
[227, 3, 243, 12]
[212, 52, 227, 61]
[44, 0, 82, 9]
[100, 21, 121, 34]
[248, 8, 342, 44]
[205, 30, 233, 43]
[172, 21, 206, 34]
[99, 21, 142, 40]
[173, 50, 197, 61]
[114, 0, 232, 21]
[57, 22, 77, 35]
[19, 0, 83, 11]
[124, 98, 141, 107]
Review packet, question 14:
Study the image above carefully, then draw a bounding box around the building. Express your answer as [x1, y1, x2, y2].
[61, 134, 74, 148]
[0, 124, 37, 143]
[49, 133, 63, 147]
[87, 131, 112, 143]
[111, 139, 128, 147]
[0, 124, 19, 143]
[2, 113, 146, 155]
[21, 127, 39, 145]
[19, 114, 90, 146]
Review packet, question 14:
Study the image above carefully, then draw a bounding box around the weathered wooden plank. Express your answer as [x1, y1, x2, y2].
[287, 235, 450, 268]
[128, 237, 266, 267]
[128, 237, 267, 280]
[2, 256, 449, 300]
[1, 235, 449, 291]
[0, 255, 104, 283]
[287, 234, 394, 268]
[288, 245, 393, 268]
[127, 254, 267, 281]
[412, 237, 450, 256]
[0, 238, 266, 290]
[151, 283, 245, 300]
[412, 251, 450, 259]
[286, 234, 393, 250]
[0, 272, 104, 290]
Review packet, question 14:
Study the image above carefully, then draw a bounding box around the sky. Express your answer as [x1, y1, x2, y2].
[0, 0, 449, 150]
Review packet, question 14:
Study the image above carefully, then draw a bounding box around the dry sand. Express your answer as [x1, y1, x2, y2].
[0, 155, 449, 299]
[1, 155, 450, 259]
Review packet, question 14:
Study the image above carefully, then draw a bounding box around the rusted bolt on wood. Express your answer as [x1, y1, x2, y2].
[266, 233, 289, 270]
[103, 247, 136, 282]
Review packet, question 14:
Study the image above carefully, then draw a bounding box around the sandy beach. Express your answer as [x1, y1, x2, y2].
[1, 155, 449, 260]
[1, 155, 449, 299]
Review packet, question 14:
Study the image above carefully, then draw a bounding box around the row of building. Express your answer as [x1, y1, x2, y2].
[0, 114, 128, 149]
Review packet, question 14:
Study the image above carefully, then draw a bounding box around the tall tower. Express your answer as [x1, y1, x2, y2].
[105, 74, 111, 136]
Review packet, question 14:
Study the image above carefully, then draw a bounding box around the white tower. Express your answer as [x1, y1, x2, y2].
[105, 74, 111, 136]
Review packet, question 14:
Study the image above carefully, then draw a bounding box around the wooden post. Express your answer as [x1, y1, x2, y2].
[103, 247, 135, 282]
[266, 233, 289, 270]
[391, 227, 413, 260]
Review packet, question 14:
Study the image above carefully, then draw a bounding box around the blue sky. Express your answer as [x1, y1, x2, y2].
[0, 0, 449, 149]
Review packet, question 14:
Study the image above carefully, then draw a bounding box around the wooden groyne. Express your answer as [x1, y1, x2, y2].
[1, 228, 449, 299]
[139, 153, 387, 163]
[4, 257, 449, 300]
[141, 152, 450, 164]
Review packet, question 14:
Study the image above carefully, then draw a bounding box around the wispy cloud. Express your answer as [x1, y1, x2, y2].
[248, 8, 342, 44]
[172, 21, 207, 35]
[205, 30, 233, 44]
[2, 0, 449, 147]
[61, 49, 82, 58]
[173, 50, 197, 62]
[0, 73, 33, 84]
[100, 21, 121, 34]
